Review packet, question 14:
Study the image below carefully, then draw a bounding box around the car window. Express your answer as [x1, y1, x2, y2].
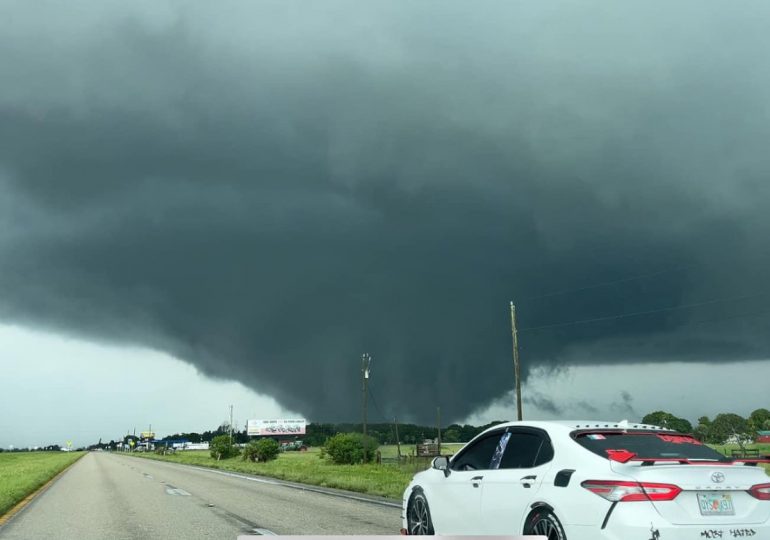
[534, 436, 554, 466]
[573, 431, 725, 461]
[451, 432, 502, 471]
[499, 432, 552, 469]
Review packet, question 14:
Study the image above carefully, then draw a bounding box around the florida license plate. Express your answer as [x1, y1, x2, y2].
[697, 492, 735, 516]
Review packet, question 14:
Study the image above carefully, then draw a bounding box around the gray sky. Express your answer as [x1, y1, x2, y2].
[2, 1, 770, 446]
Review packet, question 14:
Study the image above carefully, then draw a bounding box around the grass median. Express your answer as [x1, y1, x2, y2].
[128, 444, 464, 500]
[0, 451, 85, 517]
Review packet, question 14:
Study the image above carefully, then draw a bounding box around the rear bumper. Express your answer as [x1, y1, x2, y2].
[583, 503, 770, 540]
[595, 524, 770, 540]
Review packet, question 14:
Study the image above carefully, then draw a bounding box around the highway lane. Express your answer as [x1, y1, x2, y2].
[0, 452, 401, 539]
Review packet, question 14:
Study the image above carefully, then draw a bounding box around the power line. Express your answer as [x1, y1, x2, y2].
[519, 291, 768, 333]
[675, 306, 770, 330]
[367, 384, 388, 423]
[520, 263, 694, 303]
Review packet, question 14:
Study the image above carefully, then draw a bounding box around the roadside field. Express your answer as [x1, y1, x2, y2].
[0, 451, 85, 516]
[709, 443, 770, 457]
[129, 440, 770, 502]
[378, 442, 465, 459]
[130, 444, 463, 500]
[709, 443, 770, 476]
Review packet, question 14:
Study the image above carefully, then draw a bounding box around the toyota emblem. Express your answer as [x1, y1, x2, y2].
[711, 472, 725, 483]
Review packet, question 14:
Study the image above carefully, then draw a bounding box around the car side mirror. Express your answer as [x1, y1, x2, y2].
[432, 456, 450, 477]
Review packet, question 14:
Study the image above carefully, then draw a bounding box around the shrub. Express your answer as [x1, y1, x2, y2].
[323, 433, 378, 464]
[242, 438, 280, 462]
[210, 434, 240, 460]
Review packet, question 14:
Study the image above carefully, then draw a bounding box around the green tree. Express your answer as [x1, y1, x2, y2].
[692, 416, 710, 442]
[323, 433, 379, 464]
[442, 428, 461, 443]
[706, 413, 750, 445]
[242, 438, 280, 462]
[210, 434, 240, 460]
[748, 409, 770, 432]
[641, 411, 693, 434]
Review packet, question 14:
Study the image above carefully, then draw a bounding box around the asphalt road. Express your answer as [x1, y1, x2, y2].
[0, 452, 401, 539]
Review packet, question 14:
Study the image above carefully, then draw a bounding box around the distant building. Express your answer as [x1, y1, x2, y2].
[723, 434, 754, 445]
[757, 430, 770, 444]
[184, 442, 210, 450]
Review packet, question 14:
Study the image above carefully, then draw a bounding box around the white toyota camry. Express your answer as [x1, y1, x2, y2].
[401, 420, 770, 539]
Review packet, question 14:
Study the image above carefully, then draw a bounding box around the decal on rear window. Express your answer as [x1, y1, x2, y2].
[657, 434, 702, 445]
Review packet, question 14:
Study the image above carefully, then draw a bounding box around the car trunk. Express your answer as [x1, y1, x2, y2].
[611, 462, 770, 525]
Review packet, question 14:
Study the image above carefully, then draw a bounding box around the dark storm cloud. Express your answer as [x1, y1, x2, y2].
[576, 401, 599, 415]
[610, 391, 639, 420]
[523, 393, 563, 416]
[2, 1, 770, 422]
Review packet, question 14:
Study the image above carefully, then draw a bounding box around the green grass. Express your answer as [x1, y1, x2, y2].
[708, 442, 770, 456]
[378, 443, 465, 459]
[707, 443, 770, 477]
[0, 451, 85, 516]
[130, 441, 770, 501]
[129, 445, 456, 500]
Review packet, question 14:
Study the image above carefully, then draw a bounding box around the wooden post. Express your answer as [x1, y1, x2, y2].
[510, 302, 523, 421]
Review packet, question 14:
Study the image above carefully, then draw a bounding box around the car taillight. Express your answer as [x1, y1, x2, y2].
[581, 480, 681, 502]
[748, 483, 770, 500]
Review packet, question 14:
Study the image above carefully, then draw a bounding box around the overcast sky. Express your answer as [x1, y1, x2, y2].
[2, 1, 770, 448]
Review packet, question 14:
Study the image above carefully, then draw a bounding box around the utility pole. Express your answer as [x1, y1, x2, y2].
[229, 404, 234, 446]
[436, 407, 442, 455]
[394, 417, 401, 459]
[510, 301, 523, 421]
[361, 353, 371, 461]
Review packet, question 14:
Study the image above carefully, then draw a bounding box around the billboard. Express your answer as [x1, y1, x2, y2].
[247, 418, 306, 436]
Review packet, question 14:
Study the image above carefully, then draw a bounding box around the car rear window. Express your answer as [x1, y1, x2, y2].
[573, 431, 726, 461]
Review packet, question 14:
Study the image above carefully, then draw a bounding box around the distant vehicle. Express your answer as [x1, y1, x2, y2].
[280, 440, 308, 451]
[401, 420, 770, 539]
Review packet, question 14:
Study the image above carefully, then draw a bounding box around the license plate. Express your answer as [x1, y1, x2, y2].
[697, 492, 735, 516]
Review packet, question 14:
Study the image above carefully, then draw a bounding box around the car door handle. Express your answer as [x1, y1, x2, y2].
[471, 475, 483, 488]
[520, 475, 537, 488]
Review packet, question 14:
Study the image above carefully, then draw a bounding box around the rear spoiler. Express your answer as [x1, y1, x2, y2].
[606, 449, 770, 466]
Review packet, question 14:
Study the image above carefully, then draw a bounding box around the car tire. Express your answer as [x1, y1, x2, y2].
[406, 490, 435, 535]
[524, 509, 567, 540]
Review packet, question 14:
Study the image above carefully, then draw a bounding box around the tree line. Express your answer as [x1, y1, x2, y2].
[642, 408, 770, 444]
[9, 409, 766, 453]
[155, 420, 507, 447]
[142, 411, 770, 449]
